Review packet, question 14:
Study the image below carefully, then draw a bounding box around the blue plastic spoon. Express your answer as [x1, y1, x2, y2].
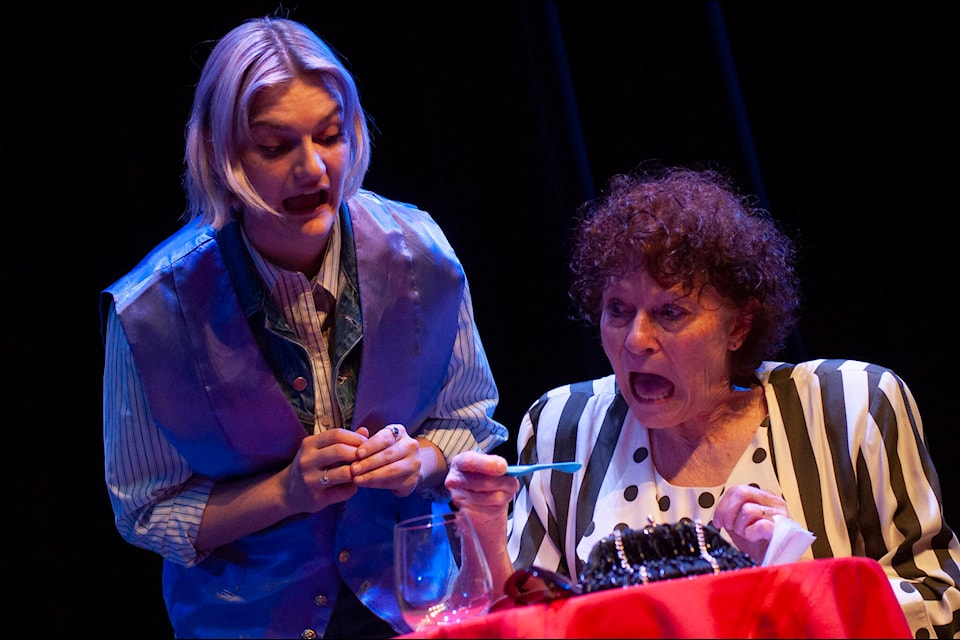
[504, 461, 582, 477]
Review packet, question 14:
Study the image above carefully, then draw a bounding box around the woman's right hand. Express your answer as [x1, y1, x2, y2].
[445, 451, 519, 528]
[198, 428, 366, 552]
[283, 428, 367, 513]
[445, 451, 520, 595]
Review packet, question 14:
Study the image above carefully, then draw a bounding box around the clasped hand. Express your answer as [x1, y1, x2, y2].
[285, 424, 421, 513]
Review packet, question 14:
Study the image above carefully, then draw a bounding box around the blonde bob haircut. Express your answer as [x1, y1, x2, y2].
[183, 16, 371, 228]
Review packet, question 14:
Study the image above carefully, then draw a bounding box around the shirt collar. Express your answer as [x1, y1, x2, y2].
[241, 215, 341, 299]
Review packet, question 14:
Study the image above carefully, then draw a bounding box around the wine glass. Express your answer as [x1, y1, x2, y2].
[394, 510, 494, 633]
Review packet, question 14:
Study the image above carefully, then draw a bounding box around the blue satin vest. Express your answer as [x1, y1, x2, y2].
[102, 190, 466, 638]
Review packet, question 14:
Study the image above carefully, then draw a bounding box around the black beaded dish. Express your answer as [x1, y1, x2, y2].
[578, 518, 757, 593]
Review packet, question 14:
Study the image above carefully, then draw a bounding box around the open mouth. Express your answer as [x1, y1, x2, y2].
[629, 372, 675, 402]
[283, 190, 328, 214]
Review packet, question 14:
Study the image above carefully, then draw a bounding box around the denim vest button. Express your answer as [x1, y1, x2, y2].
[313, 594, 328, 607]
[293, 377, 308, 391]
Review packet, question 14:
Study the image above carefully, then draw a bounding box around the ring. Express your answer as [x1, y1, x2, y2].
[321, 469, 330, 486]
[760, 505, 767, 518]
[391, 425, 400, 441]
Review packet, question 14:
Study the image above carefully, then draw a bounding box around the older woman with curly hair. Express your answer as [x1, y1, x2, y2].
[446, 163, 960, 638]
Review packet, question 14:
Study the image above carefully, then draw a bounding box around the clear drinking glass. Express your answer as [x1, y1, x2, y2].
[394, 510, 494, 633]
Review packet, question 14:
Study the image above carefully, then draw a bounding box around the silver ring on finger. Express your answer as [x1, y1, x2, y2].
[321, 468, 330, 487]
[760, 505, 767, 519]
[391, 425, 400, 441]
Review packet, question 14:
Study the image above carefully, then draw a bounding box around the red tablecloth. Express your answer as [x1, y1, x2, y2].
[397, 556, 911, 639]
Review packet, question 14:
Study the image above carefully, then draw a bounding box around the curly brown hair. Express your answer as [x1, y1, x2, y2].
[569, 162, 802, 379]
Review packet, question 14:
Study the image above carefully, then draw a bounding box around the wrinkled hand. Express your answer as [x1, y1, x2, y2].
[444, 451, 519, 541]
[284, 428, 365, 513]
[445, 451, 521, 595]
[350, 424, 422, 497]
[712, 484, 789, 563]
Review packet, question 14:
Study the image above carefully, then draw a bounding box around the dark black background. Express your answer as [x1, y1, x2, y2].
[10, 2, 958, 636]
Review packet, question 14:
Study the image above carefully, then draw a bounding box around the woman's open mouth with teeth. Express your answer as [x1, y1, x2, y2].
[630, 372, 675, 401]
[283, 190, 327, 214]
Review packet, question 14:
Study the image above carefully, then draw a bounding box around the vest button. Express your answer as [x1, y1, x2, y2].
[338, 549, 350, 564]
[292, 376, 308, 391]
[313, 594, 328, 607]
[300, 630, 318, 639]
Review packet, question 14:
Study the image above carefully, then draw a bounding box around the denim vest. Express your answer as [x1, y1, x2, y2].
[102, 190, 465, 638]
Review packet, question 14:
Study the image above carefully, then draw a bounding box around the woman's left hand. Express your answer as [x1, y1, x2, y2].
[350, 424, 422, 497]
[712, 484, 789, 563]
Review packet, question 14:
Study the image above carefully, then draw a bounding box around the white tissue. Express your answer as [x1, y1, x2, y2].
[761, 514, 816, 566]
